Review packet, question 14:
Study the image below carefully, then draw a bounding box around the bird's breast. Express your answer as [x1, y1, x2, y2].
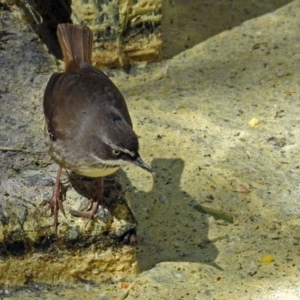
[75, 166, 120, 177]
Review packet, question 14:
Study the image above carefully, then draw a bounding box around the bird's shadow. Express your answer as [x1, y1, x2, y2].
[119, 158, 220, 272]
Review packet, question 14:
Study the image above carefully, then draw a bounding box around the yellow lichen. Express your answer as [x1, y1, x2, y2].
[261, 254, 274, 264]
[248, 117, 259, 127]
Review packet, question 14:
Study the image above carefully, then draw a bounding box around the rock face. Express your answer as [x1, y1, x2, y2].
[14, 0, 162, 67]
[71, 0, 162, 67]
[0, 6, 137, 285]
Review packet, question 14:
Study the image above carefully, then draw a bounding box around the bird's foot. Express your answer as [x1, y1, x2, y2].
[70, 177, 110, 225]
[70, 199, 111, 224]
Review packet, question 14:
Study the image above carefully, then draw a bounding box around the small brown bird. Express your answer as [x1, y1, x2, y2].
[43, 24, 151, 232]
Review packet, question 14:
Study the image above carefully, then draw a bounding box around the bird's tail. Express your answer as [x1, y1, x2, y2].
[57, 23, 93, 72]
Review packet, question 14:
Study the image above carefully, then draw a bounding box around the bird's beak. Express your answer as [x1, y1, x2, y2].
[133, 156, 152, 173]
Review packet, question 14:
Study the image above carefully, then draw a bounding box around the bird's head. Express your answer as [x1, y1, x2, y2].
[88, 111, 152, 173]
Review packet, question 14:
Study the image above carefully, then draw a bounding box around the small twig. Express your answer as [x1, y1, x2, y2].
[0, 146, 27, 152]
[0, 146, 44, 154]
[194, 204, 235, 224]
[120, 290, 130, 300]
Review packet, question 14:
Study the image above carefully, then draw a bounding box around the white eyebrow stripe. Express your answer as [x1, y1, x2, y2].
[118, 147, 135, 157]
[101, 136, 136, 157]
[109, 144, 136, 157]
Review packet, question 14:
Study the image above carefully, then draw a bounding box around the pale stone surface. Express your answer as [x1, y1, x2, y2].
[162, 0, 292, 59]
[120, 1, 300, 298]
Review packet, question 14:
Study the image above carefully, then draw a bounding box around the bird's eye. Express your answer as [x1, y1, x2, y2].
[112, 149, 121, 156]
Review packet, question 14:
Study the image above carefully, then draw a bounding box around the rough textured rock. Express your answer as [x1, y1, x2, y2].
[10, 0, 162, 67]
[71, 0, 162, 67]
[0, 6, 137, 285]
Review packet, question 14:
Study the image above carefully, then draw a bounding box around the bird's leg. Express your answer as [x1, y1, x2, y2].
[49, 166, 66, 233]
[88, 177, 104, 221]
